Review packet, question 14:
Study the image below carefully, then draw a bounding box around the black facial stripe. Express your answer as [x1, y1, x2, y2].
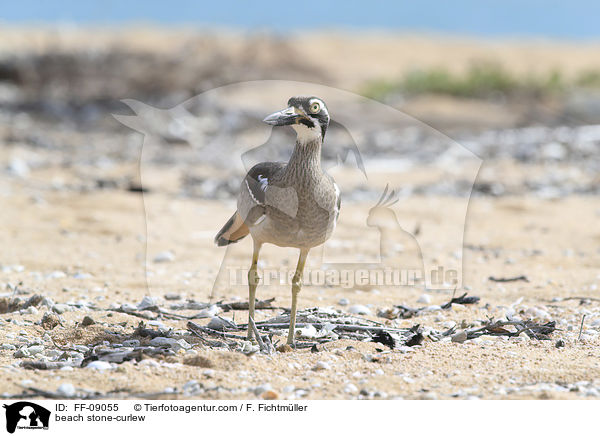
[299, 118, 315, 128]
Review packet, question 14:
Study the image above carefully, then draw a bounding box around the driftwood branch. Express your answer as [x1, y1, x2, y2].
[488, 275, 529, 283]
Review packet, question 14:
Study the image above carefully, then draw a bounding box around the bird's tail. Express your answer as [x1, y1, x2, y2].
[214, 212, 250, 246]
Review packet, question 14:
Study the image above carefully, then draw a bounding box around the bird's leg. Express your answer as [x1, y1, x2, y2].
[287, 248, 309, 345]
[247, 241, 261, 341]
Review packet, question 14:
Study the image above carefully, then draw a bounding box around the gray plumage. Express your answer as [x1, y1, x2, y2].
[215, 95, 340, 346]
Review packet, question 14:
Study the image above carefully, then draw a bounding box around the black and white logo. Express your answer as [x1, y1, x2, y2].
[3, 402, 50, 434]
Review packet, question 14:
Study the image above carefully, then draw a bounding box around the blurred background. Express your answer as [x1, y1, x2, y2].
[1, 0, 599, 198]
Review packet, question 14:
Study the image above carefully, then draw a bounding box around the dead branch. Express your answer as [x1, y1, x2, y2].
[488, 275, 529, 283]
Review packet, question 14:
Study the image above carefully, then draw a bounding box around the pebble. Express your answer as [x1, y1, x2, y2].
[202, 369, 215, 378]
[81, 316, 95, 326]
[149, 337, 191, 351]
[22, 306, 38, 315]
[207, 316, 236, 331]
[2, 344, 16, 350]
[27, 345, 44, 355]
[338, 298, 349, 306]
[348, 305, 371, 315]
[253, 383, 272, 396]
[73, 272, 92, 279]
[153, 251, 175, 263]
[183, 380, 201, 394]
[240, 342, 259, 354]
[417, 294, 432, 304]
[52, 304, 71, 314]
[13, 348, 29, 358]
[57, 383, 76, 397]
[261, 390, 279, 400]
[452, 330, 468, 343]
[47, 270, 66, 279]
[137, 296, 160, 310]
[86, 361, 113, 370]
[313, 361, 331, 371]
[344, 383, 358, 394]
[196, 304, 219, 318]
[123, 340, 140, 347]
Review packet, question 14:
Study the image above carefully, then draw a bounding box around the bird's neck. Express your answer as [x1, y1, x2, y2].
[284, 137, 323, 179]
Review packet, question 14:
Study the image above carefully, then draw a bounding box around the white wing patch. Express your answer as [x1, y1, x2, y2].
[257, 175, 269, 192]
[334, 182, 341, 215]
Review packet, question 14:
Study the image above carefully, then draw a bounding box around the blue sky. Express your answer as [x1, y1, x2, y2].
[1, 0, 599, 40]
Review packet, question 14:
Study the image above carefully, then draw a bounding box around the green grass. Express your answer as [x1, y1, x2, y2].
[361, 60, 599, 101]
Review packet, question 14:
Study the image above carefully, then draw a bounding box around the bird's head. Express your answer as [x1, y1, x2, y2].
[263, 96, 330, 143]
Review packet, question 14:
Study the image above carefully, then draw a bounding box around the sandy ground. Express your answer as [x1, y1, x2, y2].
[1, 167, 599, 400]
[0, 27, 598, 400]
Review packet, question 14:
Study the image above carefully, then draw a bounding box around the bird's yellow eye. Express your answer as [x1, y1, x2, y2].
[310, 102, 321, 113]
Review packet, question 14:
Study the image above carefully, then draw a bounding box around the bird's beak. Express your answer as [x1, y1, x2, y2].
[262, 106, 302, 126]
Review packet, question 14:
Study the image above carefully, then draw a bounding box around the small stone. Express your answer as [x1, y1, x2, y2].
[7, 158, 29, 177]
[13, 348, 30, 358]
[2, 344, 16, 350]
[344, 383, 358, 394]
[277, 344, 293, 353]
[555, 339, 566, 348]
[261, 390, 279, 400]
[46, 270, 66, 279]
[81, 316, 95, 326]
[348, 305, 371, 315]
[240, 341, 259, 354]
[313, 361, 331, 371]
[149, 337, 178, 348]
[137, 296, 160, 310]
[338, 298, 349, 306]
[176, 339, 192, 350]
[22, 306, 38, 315]
[86, 361, 113, 370]
[207, 316, 236, 331]
[196, 304, 219, 318]
[183, 380, 200, 394]
[164, 293, 181, 300]
[52, 304, 70, 314]
[123, 339, 140, 347]
[452, 330, 468, 343]
[153, 251, 175, 263]
[27, 345, 44, 355]
[253, 383, 272, 396]
[417, 294, 432, 304]
[202, 369, 215, 378]
[57, 383, 76, 397]
[73, 272, 92, 279]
